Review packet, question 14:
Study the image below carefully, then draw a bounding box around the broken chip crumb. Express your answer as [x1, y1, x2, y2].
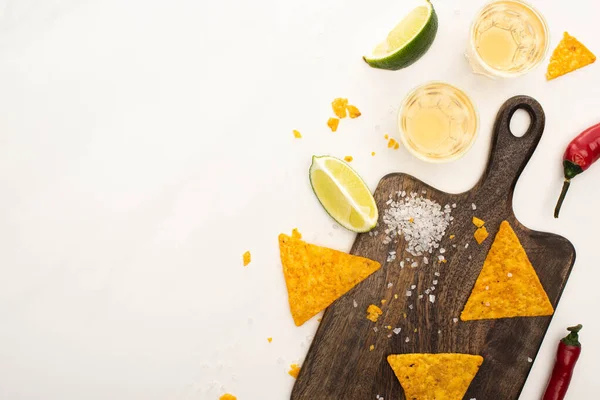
[449, 234, 455, 239]
[474, 226, 489, 244]
[547, 32, 596, 80]
[371, 151, 376, 156]
[332, 98, 348, 118]
[366, 304, 383, 322]
[380, 299, 387, 305]
[288, 363, 301, 379]
[344, 156, 353, 162]
[369, 344, 375, 351]
[384, 134, 389, 140]
[327, 117, 340, 132]
[292, 129, 302, 139]
[267, 337, 272, 343]
[347, 104, 361, 118]
[394, 142, 399, 149]
[243, 251, 251, 266]
[220, 394, 237, 400]
[387, 138, 397, 148]
[291, 228, 302, 240]
[317, 317, 322, 322]
[472, 216, 485, 228]
[394, 294, 398, 299]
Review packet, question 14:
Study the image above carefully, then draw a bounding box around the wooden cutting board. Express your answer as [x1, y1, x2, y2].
[291, 96, 576, 400]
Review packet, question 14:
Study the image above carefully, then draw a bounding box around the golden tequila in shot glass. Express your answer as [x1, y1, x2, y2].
[398, 81, 478, 163]
[466, 0, 549, 78]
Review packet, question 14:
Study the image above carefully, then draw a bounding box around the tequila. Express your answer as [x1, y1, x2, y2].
[467, 0, 548, 78]
[398, 82, 478, 163]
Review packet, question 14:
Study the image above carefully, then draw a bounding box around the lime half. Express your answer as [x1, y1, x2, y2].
[364, 1, 438, 70]
[309, 156, 378, 233]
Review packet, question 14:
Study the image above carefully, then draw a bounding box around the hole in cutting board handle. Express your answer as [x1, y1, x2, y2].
[509, 108, 531, 137]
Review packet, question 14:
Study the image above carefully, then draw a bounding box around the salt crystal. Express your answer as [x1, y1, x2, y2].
[485, 302, 490, 307]
[429, 294, 436, 303]
[393, 327, 401, 335]
[439, 248, 446, 254]
[418, 294, 424, 299]
[465, 243, 469, 249]
[408, 304, 414, 309]
[411, 285, 416, 290]
[406, 291, 412, 296]
[387, 282, 393, 288]
[472, 203, 477, 210]
[507, 272, 513, 278]
[433, 280, 438, 285]
[453, 318, 458, 323]
[438, 255, 445, 262]
[423, 257, 429, 264]
[387, 333, 392, 338]
[386, 199, 393, 205]
[411, 262, 418, 268]
[373, 327, 378, 332]
[400, 261, 405, 268]
[438, 330, 442, 334]
[452, 203, 457, 208]
[527, 357, 533, 363]
[425, 289, 430, 294]
[353, 299, 358, 308]
[468, 255, 472, 260]
[434, 272, 440, 277]
[405, 337, 410, 343]
[485, 286, 489, 290]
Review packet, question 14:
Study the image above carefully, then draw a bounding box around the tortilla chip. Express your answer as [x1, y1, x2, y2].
[332, 98, 348, 118]
[547, 32, 596, 80]
[243, 251, 251, 266]
[288, 363, 301, 379]
[461, 221, 553, 321]
[219, 394, 237, 400]
[472, 216, 485, 228]
[327, 117, 340, 132]
[279, 232, 381, 326]
[474, 226, 489, 244]
[387, 353, 483, 400]
[366, 304, 383, 322]
[347, 104, 361, 118]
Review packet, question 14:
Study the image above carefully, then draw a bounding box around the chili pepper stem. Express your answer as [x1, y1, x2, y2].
[562, 324, 583, 347]
[554, 179, 571, 218]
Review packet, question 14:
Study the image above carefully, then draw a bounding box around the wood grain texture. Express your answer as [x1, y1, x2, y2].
[291, 96, 576, 400]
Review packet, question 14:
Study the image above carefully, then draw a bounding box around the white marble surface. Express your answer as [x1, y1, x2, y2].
[0, 0, 598, 398]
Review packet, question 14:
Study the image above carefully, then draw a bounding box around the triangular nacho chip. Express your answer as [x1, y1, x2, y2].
[387, 353, 483, 400]
[279, 232, 380, 326]
[547, 32, 596, 80]
[461, 221, 553, 321]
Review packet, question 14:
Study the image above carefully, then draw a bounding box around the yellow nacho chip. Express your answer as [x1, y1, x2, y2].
[366, 304, 383, 322]
[288, 363, 301, 379]
[220, 394, 237, 400]
[347, 104, 361, 119]
[547, 32, 596, 80]
[472, 216, 485, 228]
[332, 98, 348, 118]
[279, 232, 381, 326]
[327, 117, 340, 132]
[387, 353, 483, 400]
[461, 221, 554, 321]
[474, 226, 489, 244]
[243, 251, 251, 266]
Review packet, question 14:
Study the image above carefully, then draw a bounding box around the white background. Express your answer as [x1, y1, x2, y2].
[0, 0, 598, 399]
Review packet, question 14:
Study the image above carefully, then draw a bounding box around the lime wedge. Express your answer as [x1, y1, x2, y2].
[364, 1, 438, 70]
[309, 156, 378, 233]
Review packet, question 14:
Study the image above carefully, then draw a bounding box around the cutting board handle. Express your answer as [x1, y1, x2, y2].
[477, 95, 545, 200]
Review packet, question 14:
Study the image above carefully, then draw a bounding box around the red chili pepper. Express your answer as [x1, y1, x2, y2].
[555, 122, 600, 218]
[542, 324, 582, 400]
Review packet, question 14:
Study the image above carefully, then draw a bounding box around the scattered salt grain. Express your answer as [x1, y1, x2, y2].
[438, 255, 445, 262]
[411, 262, 418, 268]
[465, 243, 469, 249]
[485, 302, 490, 307]
[382, 194, 453, 256]
[507, 272, 513, 278]
[353, 300, 358, 308]
[400, 261, 405, 268]
[429, 294, 436, 303]
[438, 330, 442, 334]
[433, 280, 438, 285]
[439, 248, 446, 254]
[453, 318, 458, 323]
[472, 203, 477, 210]
[408, 304, 414, 310]
[485, 286, 489, 290]
[373, 327, 378, 332]
[452, 203, 457, 208]
[418, 294, 424, 299]
[387, 333, 392, 338]
[411, 285, 416, 290]
[406, 291, 412, 297]
[387, 282, 393, 288]
[423, 257, 429, 264]
[393, 327, 401, 335]
[425, 289, 430, 295]
[468, 255, 472, 260]
[386, 199, 393, 205]
[434, 272, 440, 277]
[527, 357, 533, 363]
[405, 337, 410, 343]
